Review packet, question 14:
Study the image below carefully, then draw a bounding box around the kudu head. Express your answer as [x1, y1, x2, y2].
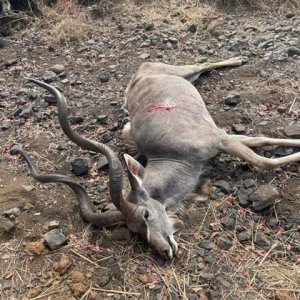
[123, 154, 183, 260]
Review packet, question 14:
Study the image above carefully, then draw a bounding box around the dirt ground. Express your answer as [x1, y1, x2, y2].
[0, 1, 299, 299]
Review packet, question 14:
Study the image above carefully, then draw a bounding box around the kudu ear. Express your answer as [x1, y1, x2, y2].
[124, 154, 145, 191]
[169, 215, 184, 232]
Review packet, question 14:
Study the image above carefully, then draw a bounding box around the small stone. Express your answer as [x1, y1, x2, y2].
[216, 276, 231, 290]
[200, 272, 215, 281]
[44, 95, 57, 104]
[249, 185, 279, 211]
[287, 47, 300, 57]
[96, 114, 108, 123]
[140, 39, 151, 48]
[277, 105, 287, 113]
[98, 275, 110, 287]
[267, 217, 279, 227]
[188, 24, 197, 33]
[274, 146, 294, 156]
[203, 255, 215, 263]
[237, 187, 256, 207]
[168, 37, 178, 44]
[23, 185, 35, 192]
[217, 237, 232, 250]
[101, 132, 113, 143]
[237, 230, 251, 242]
[0, 218, 15, 233]
[97, 156, 109, 170]
[232, 124, 245, 133]
[225, 93, 241, 106]
[10, 144, 21, 155]
[3, 207, 21, 217]
[50, 64, 65, 74]
[111, 226, 132, 242]
[254, 231, 271, 250]
[229, 40, 248, 51]
[214, 180, 230, 194]
[243, 179, 256, 189]
[71, 158, 89, 176]
[69, 116, 84, 125]
[144, 22, 154, 31]
[44, 229, 68, 250]
[99, 74, 109, 83]
[284, 124, 300, 138]
[285, 12, 295, 18]
[140, 53, 150, 59]
[48, 220, 60, 230]
[43, 70, 57, 83]
[3, 280, 12, 290]
[200, 239, 215, 250]
[98, 184, 107, 192]
[19, 106, 33, 118]
[221, 215, 236, 230]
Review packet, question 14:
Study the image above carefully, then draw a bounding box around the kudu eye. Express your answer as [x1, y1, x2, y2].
[143, 209, 149, 219]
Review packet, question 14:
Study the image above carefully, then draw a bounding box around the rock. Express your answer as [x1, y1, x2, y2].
[274, 146, 294, 156]
[220, 215, 235, 230]
[216, 276, 231, 290]
[23, 185, 35, 192]
[284, 124, 300, 138]
[98, 184, 107, 192]
[140, 39, 151, 48]
[188, 24, 197, 33]
[214, 180, 230, 194]
[140, 53, 150, 59]
[110, 101, 118, 107]
[98, 275, 110, 287]
[144, 22, 154, 31]
[43, 70, 57, 83]
[3, 280, 12, 290]
[3, 207, 21, 217]
[285, 12, 295, 18]
[97, 156, 108, 170]
[203, 254, 215, 264]
[200, 239, 215, 250]
[44, 95, 57, 104]
[217, 237, 232, 250]
[96, 114, 108, 123]
[229, 40, 248, 51]
[277, 105, 287, 113]
[287, 47, 300, 57]
[48, 220, 60, 230]
[71, 158, 89, 176]
[243, 179, 256, 189]
[111, 226, 132, 242]
[267, 217, 279, 227]
[249, 185, 279, 211]
[237, 230, 251, 242]
[99, 74, 109, 83]
[19, 106, 33, 118]
[225, 93, 240, 106]
[44, 229, 68, 250]
[254, 231, 271, 250]
[101, 132, 113, 143]
[0, 218, 15, 233]
[232, 124, 245, 133]
[168, 37, 178, 44]
[50, 64, 65, 74]
[200, 272, 215, 281]
[69, 116, 84, 125]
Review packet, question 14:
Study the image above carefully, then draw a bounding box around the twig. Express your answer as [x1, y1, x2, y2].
[70, 249, 103, 268]
[288, 96, 297, 114]
[91, 288, 141, 296]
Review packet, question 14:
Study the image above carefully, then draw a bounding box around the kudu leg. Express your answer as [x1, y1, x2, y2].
[220, 136, 300, 170]
[229, 135, 300, 148]
[139, 57, 245, 83]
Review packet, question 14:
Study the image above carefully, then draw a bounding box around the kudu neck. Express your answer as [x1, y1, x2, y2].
[143, 158, 202, 209]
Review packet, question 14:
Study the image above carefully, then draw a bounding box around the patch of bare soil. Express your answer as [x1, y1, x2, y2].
[0, 1, 299, 299]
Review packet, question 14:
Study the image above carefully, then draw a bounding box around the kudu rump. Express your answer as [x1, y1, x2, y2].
[14, 57, 300, 260]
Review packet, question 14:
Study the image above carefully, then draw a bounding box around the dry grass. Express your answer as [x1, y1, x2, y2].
[204, 0, 300, 12]
[122, 0, 220, 30]
[34, 0, 91, 44]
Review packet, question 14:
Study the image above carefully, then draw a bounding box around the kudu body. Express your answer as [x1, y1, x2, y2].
[14, 57, 300, 260]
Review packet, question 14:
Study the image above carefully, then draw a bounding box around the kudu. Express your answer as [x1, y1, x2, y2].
[14, 57, 300, 260]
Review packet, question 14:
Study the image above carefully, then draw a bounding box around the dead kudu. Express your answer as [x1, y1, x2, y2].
[13, 57, 300, 260]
